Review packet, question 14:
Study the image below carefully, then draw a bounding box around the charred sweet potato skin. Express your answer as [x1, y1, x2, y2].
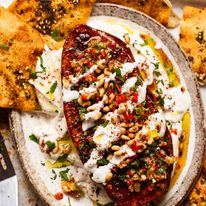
[62, 24, 173, 206]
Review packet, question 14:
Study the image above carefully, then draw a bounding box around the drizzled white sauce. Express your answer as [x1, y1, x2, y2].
[122, 77, 137, 93]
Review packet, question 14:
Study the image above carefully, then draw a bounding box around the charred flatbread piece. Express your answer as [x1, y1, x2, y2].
[0, 6, 44, 110]
[62, 25, 174, 206]
[179, 6, 206, 86]
[9, 0, 95, 49]
[189, 159, 206, 205]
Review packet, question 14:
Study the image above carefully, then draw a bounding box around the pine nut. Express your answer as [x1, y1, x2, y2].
[111, 145, 120, 151]
[95, 68, 102, 74]
[147, 137, 154, 145]
[97, 59, 106, 70]
[114, 151, 122, 156]
[106, 172, 113, 181]
[121, 135, 130, 141]
[117, 104, 126, 113]
[123, 33, 130, 44]
[109, 93, 115, 104]
[94, 112, 102, 121]
[104, 68, 111, 76]
[104, 96, 109, 105]
[78, 98, 83, 106]
[62, 78, 69, 88]
[108, 82, 114, 91]
[99, 88, 105, 97]
[82, 101, 91, 107]
[128, 133, 135, 139]
[111, 116, 117, 124]
[102, 106, 110, 113]
[97, 73, 105, 81]
[107, 154, 113, 161]
[129, 125, 139, 133]
[127, 139, 134, 146]
[120, 127, 126, 135]
[141, 174, 147, 181]
[87, 105, 95, 112]
[121, 122, 134, 128]
[97, 79, 104, 88]
[109, 102, 117, 110]
[104, 81, 109, 90]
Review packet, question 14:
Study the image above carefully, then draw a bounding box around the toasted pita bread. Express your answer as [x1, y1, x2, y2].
[189, 158, 206, 205]
[179, 6, 206, 86]
[0, 6, 44, 110]
[9, 0, 95, 50]
[96, 0, 178, 27]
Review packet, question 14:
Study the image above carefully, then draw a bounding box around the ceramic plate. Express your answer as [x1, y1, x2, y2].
[9, 3, 205, 206]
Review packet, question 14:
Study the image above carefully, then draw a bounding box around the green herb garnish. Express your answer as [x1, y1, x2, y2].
[40, 56, 46, 72]
[102, 120, 109, 128]
[59, 168, 70, 181]
[166, 67, 174, 75]
[49, 81, 58, 94]
[68, 197, 71, 206]
[0, 44, 9, 50]
[29, 134, 39, 144]
[118, 174, 126, 181]
[51, 29, 65, 42]
[115, 68, 124, 82]
[78, 106, 88, 115]
[97, 158, 109, 166]
[152, 62, 160, 70]
[45, 141, 56, 150]
[51, 169, 57, 180]
[156, 88, 163, 94]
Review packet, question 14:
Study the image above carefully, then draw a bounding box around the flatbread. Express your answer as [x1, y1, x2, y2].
[96, 0, 177, 27]
[179, 6, 206, 86]
[0, 6, 44, 110]
[9, 0, 95, 50]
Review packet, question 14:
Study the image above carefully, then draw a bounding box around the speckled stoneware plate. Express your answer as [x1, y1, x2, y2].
[9, 3, 206, 206]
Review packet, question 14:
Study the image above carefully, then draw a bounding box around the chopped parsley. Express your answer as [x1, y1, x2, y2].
[102, 120, 109, 128]
[0, 44, 9, 50]
[40, 56, 46, 72]
[27, 67, 43, 79]
[59, 168, 70, 181]
[156, 88, 163, 94]
[140, 40, 148, 47]
[166, 67, 174, 75]
[48, 81, 58, 94]
[29, 134, 39, 144]
[115, 68, 125, 82]
[51, 169, 57, 180]
[158, 96, 165, 106]
[45, 141, 56, 150]
[154, 70, 161, 77]
[51, 29, 65, 42]
[152, 62, 160, 70]
[118, 174, 126, 181]
[97, 158, 109, 166]
[78, 106, 88, 115]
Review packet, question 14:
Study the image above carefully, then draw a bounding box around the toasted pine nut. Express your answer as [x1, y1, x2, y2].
[97, 73, 105, 81]
[127, 139, 134, 146]
[128, 133, 135, 139]
[114, 151, 122, 156]
[109, 102, 117, 110]
[123, 33, 130, 44]
[95, 68, 102, 74]
[121, 122, 134, 128]
[147, 138, 154, 145]
[97, 59, 106, 70]
[120, 127, 126, 135]
[97, 79, 104, 88]
[111, 145, 120, 151]
[109, 93, 115, 104]
[104, 68, 111, 76]
[111, 116, 117, 124]
[94, 112, 102, 121]
[121, 135, 130, 141]
[82, 101, 91, 107]
[129, 125, 139, 133]
[99, 88, 105, 97]
[104, 81, 109, 90]
[104, 96, 109, 104]
[106, 172, 113, 181]
[102, 106, 110, 113]
[68, 75, 73, 82]
[62, 78, 70, 88]
[117, 104, 126, 113]
[78, 98, 83, 106]
[107, 154, 113, 161]
[87, 105, 95, 112]
[108, 82, 114, 91]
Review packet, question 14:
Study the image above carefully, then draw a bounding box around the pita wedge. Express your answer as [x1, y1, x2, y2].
[0, 6, 44, 110]
[9, 0, 95, 49]
[96, 0, 179, 27]
[179, 6, 206, 85]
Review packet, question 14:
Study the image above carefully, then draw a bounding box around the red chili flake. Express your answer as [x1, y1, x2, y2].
[54, 192, 63, 200]
[78, 53, 84, 59]
[101, 50, 107, 58]
[74, 66, 81, 72]
[116, 94, 127, 103]
[132, 93, 138, 103]
[123, 111, 135, 120]
[171, 128, 177, 135]
[81, 94, 88, 101]
[131, 141, 140, 152]
[91, 75, 97, 82]
[89, 48, 95, 55]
